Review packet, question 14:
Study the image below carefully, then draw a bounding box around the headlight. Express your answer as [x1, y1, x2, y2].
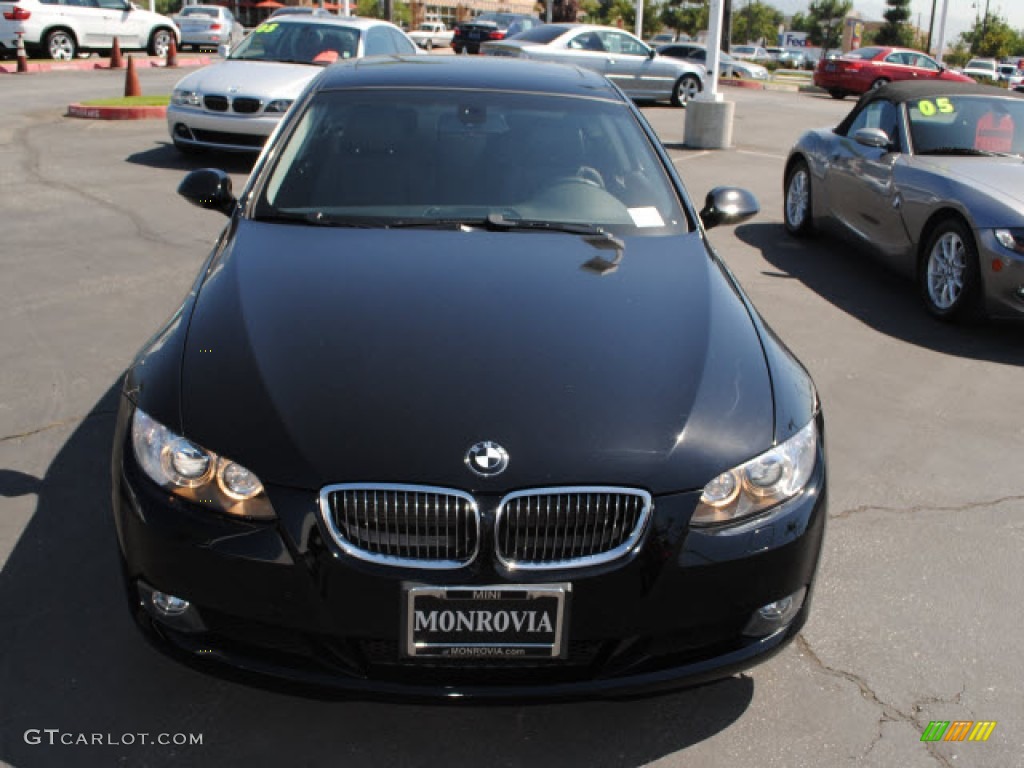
[264, 99, 294, 114]
[692, 419, 818, 526]
[131, 408, 275, 519]
[994, 228, 1024, 254]
[171, 89, 201, 107]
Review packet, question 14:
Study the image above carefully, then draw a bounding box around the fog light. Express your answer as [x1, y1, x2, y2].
[742, 587, 807, 637]
[137, 581, 206, 633]
[152, 591, 190, 615]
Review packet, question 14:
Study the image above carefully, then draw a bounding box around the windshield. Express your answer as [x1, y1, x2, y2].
[908, 94, 1024, 156]
[230, 21, 360, 63]
[966, 59, 995, 70]
[180, 7, 217, 16]
[257, 89, 689, 235]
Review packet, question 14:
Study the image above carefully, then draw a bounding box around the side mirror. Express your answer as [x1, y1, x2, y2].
[648, 48, 657, 60]
[178, 168, 236, 216]
[699, 187, 759, 230]
[854, 127, 891, 149]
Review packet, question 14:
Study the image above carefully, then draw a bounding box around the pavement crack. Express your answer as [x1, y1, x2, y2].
[832, 495, 1024, 521]
[795, 634, 956, 768]
[12, 116, 178, 249]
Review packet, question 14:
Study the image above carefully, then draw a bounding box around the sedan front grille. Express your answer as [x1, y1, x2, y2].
[231, 97, 262, 114]
[495, 488, 652, 570]
[203, 94, 228, 111]
[320, 484, 480, 569]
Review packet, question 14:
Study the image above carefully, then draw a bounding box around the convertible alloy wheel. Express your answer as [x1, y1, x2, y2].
[920, 220, 981, 321]
[784, 159, 813, 236]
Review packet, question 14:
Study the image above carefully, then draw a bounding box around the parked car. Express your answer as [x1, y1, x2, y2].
[658, 42, 769, 80]
[997, 63, 1019, 81]
[450, 12, 541, 54]
[778, 48, 810, 69]
[784, 80, 1024, 321]
[408, 20, 452, 50]
[482, 24, 705, 106]
[961, 57, 999, 82]
[814, 46, 973, 99]
[116, 54, 827, 698]
[167, 16, 418, 153]
[646, 32, 676, 46]
[730, 44, 770, 62]
[0, 0, 178, 60]
[268, 6, 334, 17]
[173, 4, 244, 52]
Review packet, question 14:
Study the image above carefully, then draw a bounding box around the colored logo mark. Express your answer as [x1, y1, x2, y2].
[921, 721, 997, 742]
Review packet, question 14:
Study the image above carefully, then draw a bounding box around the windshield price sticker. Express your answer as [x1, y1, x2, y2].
[917, 98, 956, 117]
[254, 23, 278, 34]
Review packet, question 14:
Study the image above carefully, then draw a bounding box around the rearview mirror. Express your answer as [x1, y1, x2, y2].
[699, 187, 759, 230]
[178, 168, 236, 216]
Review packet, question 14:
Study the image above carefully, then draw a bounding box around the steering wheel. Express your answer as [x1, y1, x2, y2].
[553, 166, 606, 189]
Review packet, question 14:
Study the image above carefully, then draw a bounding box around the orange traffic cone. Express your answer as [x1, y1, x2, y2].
[165, 37, 178, 68]
[110, 36, 124, 69]
[16, 33, 29, 74]
[124, 55, 141, 97]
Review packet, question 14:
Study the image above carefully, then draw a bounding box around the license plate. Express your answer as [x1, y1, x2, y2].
[468, 31, 480, 40]
[404, 584, 569, 659]
[825, 62, 836, 72]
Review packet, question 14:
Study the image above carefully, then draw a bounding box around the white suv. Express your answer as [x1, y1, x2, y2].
[1, 0, 179, 60]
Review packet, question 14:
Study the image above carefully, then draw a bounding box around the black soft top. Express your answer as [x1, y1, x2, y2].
[837, 80, 1021, 134]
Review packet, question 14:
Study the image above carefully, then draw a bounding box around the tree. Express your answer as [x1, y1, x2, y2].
[958, 11, 1022, 59]
[730, 0, 783, 46]
[874, 0, 913, 47]
[792, 0, 852, 52]
[658, 0, 708, 39]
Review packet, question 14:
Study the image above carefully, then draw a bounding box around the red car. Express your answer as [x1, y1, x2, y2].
[814, 46, 973, 99]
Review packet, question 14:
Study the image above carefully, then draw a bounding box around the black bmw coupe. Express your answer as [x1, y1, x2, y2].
[112, 56, 827, 699]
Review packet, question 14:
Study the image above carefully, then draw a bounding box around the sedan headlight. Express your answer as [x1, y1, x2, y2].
[692, 419, 818, 526]
[172, 89, 201, 107]
[264, 99, 294, 114]
[131, 408, 275, 519]
[994, 228, 1024, 254]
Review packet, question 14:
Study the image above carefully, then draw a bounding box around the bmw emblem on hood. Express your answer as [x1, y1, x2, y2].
[465, 441, 509, 477]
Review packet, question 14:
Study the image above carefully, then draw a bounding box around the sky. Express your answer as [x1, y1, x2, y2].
[770, 0, 1024, 48]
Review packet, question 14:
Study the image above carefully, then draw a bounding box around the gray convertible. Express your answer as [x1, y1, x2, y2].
[784, 81, 1024, 321]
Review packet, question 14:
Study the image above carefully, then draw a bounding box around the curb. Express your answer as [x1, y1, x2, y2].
[720, 78, 767, 90]
[1, 55, 210, 74]
[67, 103, 167, 120]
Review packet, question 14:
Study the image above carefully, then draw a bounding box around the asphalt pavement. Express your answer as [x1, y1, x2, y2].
[0, 66, 1021, 768]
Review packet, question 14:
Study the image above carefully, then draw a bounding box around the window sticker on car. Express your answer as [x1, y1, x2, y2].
[628, 207, 665, 227]
[916, 98, 955, 117]
[254, 23, 279, 34]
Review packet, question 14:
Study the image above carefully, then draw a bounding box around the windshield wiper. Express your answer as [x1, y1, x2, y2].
[917, 146, 1016, 157]
[252, 211, 383, 227]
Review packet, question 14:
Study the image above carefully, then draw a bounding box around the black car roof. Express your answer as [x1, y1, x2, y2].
[860, 79, 1020, 106]
[316, 56, 624, 101]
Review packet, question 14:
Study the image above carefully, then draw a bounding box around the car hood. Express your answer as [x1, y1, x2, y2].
[911, 156, 1024, 208]
[179, 223, 774, 494]
[174, 60, 319, 99]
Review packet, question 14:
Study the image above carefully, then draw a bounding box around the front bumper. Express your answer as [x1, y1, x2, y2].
[166, 103, 281, 152]
[977, 229, 1024, 318]
[112, 402, 828, 700]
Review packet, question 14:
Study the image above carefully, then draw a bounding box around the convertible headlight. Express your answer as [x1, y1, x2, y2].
[264, 99, 294, 114]
[994, 228, 1024, 254]
[131, 408, 275, 519]
[171, 89, 201, 107]
[692, 419, 818, 526]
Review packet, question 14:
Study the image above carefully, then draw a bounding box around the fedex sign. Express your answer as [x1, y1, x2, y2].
[779, 31, 809, 47]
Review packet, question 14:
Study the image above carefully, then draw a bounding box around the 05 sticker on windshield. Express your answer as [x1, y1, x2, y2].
[916, 98, 956, 118]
